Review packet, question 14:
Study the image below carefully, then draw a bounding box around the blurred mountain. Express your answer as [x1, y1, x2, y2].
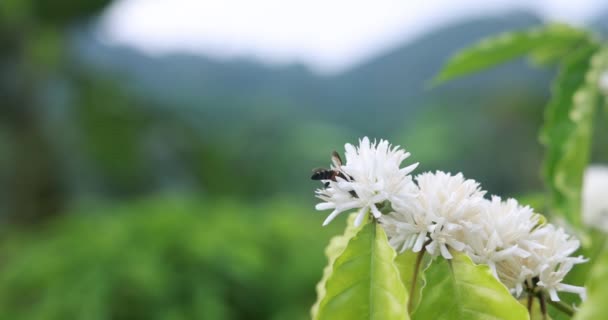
[75, 11, 546, 132]
[68, 11, 560, 199]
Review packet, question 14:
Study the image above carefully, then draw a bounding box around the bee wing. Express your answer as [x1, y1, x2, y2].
[331, 151, 343, 169]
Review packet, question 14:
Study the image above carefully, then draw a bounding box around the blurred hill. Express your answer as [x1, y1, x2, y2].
[69, 11, 551, 199]
[75, 11, 547, 134]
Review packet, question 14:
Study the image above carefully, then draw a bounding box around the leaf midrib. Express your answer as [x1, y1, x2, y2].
[368, 222, 376, 319]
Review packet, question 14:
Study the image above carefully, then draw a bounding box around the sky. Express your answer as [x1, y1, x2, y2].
[99, 0, 607, 74]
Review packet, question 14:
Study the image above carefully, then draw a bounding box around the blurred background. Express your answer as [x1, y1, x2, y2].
[1, 0, 608, 319]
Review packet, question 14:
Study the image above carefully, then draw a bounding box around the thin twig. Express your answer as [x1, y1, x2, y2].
[538, 292, 547, 320]
[547, 299, 575, 317]
[407, 239, 431, 314]
[527, 294, 534, 314]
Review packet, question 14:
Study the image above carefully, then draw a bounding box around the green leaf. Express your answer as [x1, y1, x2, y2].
[395, 250, 431, 314]
[314, 221, 409, 320]
[528, 40, 589, 67]
[543, 45, 608, 227]
[540, 44, 597, 163]
[573, 244, 608, 320]
[311, 213, 363, 318]
[413, 251, 529, 320]
[434, 23, 589, 84]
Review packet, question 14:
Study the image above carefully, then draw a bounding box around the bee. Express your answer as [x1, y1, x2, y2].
[311, 151, 346, 187]
[311, 151, 357, 197]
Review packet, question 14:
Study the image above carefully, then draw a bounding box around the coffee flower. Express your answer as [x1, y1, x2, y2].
[381, 171, 486, 259]
[314, 137, 418, 227]
[488, 223, 586, 301]
[529, 225, 587, 301]
[466, 196, 541, 278]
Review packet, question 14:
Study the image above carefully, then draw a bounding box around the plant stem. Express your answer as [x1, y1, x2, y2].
[527, 294, 533, 314]
[547, 299, 575, 317]
[538, 292, 547, 320]
[407, 240, 431, 314]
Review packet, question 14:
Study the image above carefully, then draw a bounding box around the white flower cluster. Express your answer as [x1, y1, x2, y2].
[468, 199, 587, 301]
[314, 137, 418, 227]
[314, 137, 587, 302]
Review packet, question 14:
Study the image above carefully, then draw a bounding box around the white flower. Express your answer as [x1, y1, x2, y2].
[380, 199, 428, 254]
[315, 137, 418, 227]
[529, 225, 587, 301]
[466, 196, 540, 278]
[381, 171, 486, 259]
[416, 171, 486, 259]
[494, 224, 586, 301]
[582, 165, 608, 232]
[538, 261, 586, 301]
[495, 257, 535, 297]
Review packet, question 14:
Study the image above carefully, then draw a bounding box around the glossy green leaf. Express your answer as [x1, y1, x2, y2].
[414, 251, 529, 320]
[311, 213, 362, 318]
[573, 244, 608, 320]
[434, 23, 589, 83]
[543, 45, 607, 227]
[395, 250, 431, 314]
[314, 221, 409, 320]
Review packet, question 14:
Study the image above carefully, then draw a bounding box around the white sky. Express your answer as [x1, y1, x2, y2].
[99, 0, 607, 74]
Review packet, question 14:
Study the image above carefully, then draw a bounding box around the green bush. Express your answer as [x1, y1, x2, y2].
[0, 197, 338, 320]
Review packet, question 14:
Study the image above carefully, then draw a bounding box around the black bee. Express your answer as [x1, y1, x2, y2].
[311, 152, 357, 197]
[311, 151, 344, 186]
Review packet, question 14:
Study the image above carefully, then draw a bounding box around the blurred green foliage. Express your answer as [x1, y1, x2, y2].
[0, 197, 339, 319]
[0, 0, 112, 222]
[436, 23, 608, 230]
